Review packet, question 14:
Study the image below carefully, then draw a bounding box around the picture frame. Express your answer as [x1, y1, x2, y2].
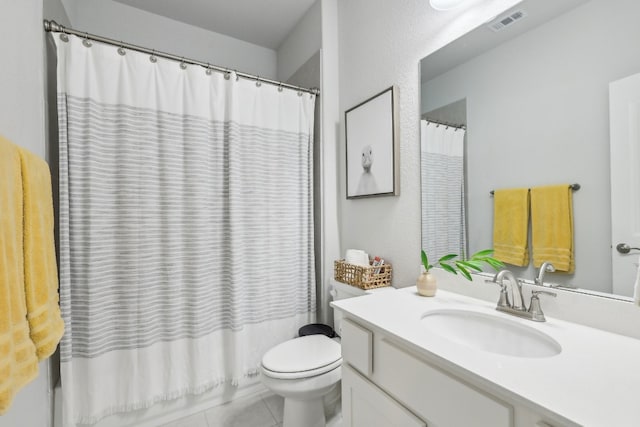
[345, 86, 399, 199]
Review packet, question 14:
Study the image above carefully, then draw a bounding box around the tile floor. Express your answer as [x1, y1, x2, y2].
[161, 392, 284, 427]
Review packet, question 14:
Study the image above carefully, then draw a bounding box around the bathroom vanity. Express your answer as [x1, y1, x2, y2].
[332, 286, 640, 427]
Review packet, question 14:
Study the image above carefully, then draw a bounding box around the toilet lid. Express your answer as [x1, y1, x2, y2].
[262, 335, 341, 374]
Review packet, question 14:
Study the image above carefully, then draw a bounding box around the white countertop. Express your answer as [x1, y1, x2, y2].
[332, 287, 640, 427]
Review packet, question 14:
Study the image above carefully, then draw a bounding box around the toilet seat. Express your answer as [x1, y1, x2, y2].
[261, 335, 342, 380]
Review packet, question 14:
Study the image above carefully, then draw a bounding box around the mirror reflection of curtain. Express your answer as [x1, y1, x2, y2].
[420, 120, 467, 260]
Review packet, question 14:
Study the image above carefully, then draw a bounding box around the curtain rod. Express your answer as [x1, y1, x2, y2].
[490, 183, 581, 196]
[424, 118, 466, 131]
[43, 20, 320, 96]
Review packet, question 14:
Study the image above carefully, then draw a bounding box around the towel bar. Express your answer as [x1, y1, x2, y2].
[490, 183, 580, 196]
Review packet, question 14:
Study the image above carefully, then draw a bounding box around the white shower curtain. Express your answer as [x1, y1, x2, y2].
[420, 120, 467, 260]
[54, 34, 316, 425]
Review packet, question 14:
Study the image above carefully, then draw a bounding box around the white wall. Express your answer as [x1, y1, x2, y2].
[337, 0, 521, 287]
[277, 0, 322, 82]
[421, 0, 640, 293]
[0, 0, 52, 425]
[64, 0, 278, 79]
[44, 0, 71, 26]
[319, 0, 342, 325]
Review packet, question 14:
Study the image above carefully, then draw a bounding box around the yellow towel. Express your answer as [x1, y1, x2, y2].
[492, 188, 530, 267]
[531, 185, 574, 273]
[19, 147, 65, 360]
[0, 136, 39, 415]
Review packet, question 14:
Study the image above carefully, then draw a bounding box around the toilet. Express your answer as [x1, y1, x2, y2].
[260, 280, 395, 427]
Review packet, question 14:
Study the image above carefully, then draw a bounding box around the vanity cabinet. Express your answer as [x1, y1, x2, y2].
[342, 364, 426, 427]
[340, 318, 568, 427]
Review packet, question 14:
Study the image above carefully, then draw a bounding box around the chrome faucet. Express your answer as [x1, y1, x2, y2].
[535, 262, 556, 287]
[493, 269, 525, 311]
[487, 269, 557, 322]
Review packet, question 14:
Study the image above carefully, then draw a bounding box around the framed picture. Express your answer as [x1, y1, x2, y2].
[345, 86, 399, 199]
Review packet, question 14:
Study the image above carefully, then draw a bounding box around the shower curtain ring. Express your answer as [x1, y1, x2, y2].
[82, 32, 92, 48]
[179, 58, 187, 70]
[224, 69, 231, 80]
[117, 42, 126, 56]
[149, 49, 157, 63]
[205, 63, 212, 75]
[59, 27, 69, 42]
[278, 84, 283, 93]
[235, 70, 239, 81]
[255, 77, 262, 87]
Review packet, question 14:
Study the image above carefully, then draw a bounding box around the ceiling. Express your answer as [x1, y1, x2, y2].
[113, 0, 316, 50]
[421, 0, 588, 81]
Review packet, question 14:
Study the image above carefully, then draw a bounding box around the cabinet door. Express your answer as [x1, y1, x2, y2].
[343, 364, 426, 427]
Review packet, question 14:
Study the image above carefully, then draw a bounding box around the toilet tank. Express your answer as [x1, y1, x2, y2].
[330, 279, 395, 337]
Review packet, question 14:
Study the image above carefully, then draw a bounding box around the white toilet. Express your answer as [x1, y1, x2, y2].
[260, 280, 395, 427]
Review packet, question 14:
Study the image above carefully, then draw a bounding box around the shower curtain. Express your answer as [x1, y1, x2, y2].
[420, 120, 467, 260]
[54, 34, 316, 425]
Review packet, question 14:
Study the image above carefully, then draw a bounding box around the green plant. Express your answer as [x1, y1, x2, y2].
[420, 249, 504, 281]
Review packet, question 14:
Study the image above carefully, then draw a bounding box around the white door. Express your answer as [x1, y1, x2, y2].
[610, 72, 640, 296]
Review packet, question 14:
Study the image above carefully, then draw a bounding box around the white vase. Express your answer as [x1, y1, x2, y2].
[416, 272, 437, 297]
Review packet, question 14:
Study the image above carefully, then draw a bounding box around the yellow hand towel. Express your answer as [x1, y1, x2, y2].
[492, 188, 530, 267]
[531, 185, 574, 273]
[19, 147, 65, 360]
[0, 136, 39, 415]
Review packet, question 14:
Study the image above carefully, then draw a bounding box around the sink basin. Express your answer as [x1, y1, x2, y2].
[421, 309, 561, 358]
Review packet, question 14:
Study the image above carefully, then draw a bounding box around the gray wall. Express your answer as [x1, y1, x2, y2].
[277, 0, 322, 82]
[337, 0, 520, 287]
[63, 0, 278, 79]
[422, 0, 640, 292]
[0, 0, 52, 425]
[286, 52, 323, 322]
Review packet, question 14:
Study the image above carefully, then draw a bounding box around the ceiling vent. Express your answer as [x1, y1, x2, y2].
[487, 9, 527, 32]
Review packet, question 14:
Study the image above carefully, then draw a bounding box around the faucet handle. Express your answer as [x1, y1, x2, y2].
[528, 290, 556, 322]
[531, 290, 557, 298]
[485, 279, 510, 308]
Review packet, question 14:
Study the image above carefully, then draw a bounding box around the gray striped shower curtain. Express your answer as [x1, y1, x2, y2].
[421, 120, 467, 260]
[54, 34, 316, 425]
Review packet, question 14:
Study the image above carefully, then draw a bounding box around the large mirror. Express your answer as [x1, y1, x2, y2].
[420, 0, 640, 298]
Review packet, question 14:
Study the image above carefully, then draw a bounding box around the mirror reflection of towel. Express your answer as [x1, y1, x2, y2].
[531, 185, 574, 273]
[492, 188, 530, 267]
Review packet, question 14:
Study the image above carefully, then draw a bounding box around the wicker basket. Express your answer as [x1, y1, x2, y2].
[334, 259, 392, 290]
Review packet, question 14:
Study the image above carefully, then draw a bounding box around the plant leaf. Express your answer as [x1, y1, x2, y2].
[455, 262, 473, 281]
[484, 258, 505, 271]
[421, 250, 429, 271]
[458, 260, 483, 272]
[440, 263, 457, 275]
[471, 249, 494, 259]
[438, 254, 458, 263]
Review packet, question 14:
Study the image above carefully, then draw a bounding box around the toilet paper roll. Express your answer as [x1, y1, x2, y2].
[345, 249, 369, 266]
[345, 249, 363, 264]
